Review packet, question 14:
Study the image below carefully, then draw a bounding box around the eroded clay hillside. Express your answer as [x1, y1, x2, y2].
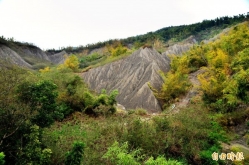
[0, 42, 67, 69]
[81, 48, 171, 112]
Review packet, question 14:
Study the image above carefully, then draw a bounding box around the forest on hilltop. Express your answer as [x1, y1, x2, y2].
[46, 12, 249, 54]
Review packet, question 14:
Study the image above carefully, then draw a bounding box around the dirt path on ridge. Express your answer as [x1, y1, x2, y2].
[169, 69, 205, 114]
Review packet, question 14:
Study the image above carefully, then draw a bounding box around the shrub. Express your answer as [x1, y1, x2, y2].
[84, 89, 118, 116]
[64, 55, 80, 72]
[153, 116, 169, 132]
[145, 156, 183, 165]
[108, 43, 128, 57]
[128, 109, 136, 115]
[65, 141, 85, 165]
[200, 148, 219, 165]
[103, 141, 183, 165]
[18, 125, 52, 165]
[39, 66, 50, 73]
[102, 141, 142, 165]
[17, 80, 62, 128]
[0, 152, 5, 165]
[134, 108, 147, 116]
[155, 71, 191, 106]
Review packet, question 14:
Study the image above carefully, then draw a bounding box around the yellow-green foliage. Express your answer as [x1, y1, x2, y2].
[232, 48, 249, 71]
[39, 66, 50, 73]
[108, 43, 128, 57]
[63, 55, 80, 72]
[153, 38, 166, 53]
[187, 44, 208, 71]
[196, 22, 249, 111]
[170, 54, 190, 74]
[157, 71, 191, 105]
[155, 54, 191, 106]
[157, 22, 249, 111]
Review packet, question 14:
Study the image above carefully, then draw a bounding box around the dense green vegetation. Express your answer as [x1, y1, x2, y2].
[157, 22, 249, 112]
[153, 21, 249, 164]
[0, 59, 118, 164]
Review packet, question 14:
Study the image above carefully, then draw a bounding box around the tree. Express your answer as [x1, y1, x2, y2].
[64, 55, 79, 72]
[18, 125, 52, 165]
[17, 80, 62, 128]
[65, 141, 85, 165]
[0, 61, 31, 164]
[155, 71, 191, 106]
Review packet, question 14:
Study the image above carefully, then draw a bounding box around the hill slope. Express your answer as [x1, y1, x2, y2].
[0, 39, 67, 69]
[81, 48, 171, 112]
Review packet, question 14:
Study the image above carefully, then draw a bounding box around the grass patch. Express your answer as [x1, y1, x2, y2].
[81, 48, 135, 72]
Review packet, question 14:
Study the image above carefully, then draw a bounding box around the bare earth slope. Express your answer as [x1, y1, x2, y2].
[163, 43, 194, 56]
[47, 50, 67, 64]
[81, 48, 170, 113]
[0, 45, 31, 67]
[0, 43, 67, 68]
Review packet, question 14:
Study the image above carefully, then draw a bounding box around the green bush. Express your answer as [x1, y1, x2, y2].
[128, 109, 136, 115]
[200, 148, 219, 165]
[110, 44, 128, 57]
[155, 71, 191, 106]
[103, 141, 183, 165]
[17, 80, 62, 128]
[153, 116, 169, 132]
[0, 152, 5, 165]
[145, 156, 183, 165]
[18, 125, 52, 165]
[134, 108, 147, 116]
[79, 52, 104, 68]
[65, 141, 85, 165]
[102, 141, 142, 165]
[84, 89, 118, 116]
[42, 123, 86, 164]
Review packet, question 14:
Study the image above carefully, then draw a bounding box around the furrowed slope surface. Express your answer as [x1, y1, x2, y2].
[81, 48, 170, 113]
[0, 43, 67, 68]
[0, 45, 31, 67]
[47, 50, 67, 64]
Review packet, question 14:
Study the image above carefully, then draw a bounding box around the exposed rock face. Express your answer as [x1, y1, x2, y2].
[163, 43, 194, 56]
[19, 46, 50, 61]
[47, 50, 67, 64]
[0, 43, 67, 68]
[0, 45, 31, 68]
[81, 48, 170, 113]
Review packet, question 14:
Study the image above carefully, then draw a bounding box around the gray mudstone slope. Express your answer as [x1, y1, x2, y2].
[81, 48, 171, 113]
[20, 46, 50, 61]
[0, 45, 31, 67]
[163, 43, 194, 56]
[47, 50, 67, 64]
[0, 43, 67, 68]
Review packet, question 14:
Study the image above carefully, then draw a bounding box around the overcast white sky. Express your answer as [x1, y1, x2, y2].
[0, 0, 248, 50]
